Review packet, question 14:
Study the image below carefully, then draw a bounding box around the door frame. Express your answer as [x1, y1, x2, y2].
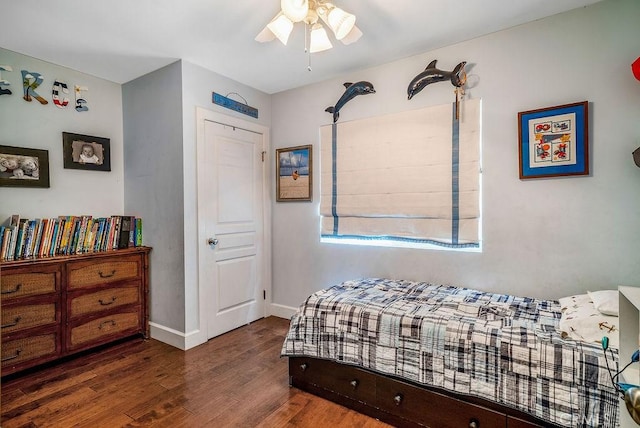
[195, 107, 272, 345]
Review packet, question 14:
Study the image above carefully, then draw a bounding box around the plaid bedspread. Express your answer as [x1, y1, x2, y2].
[281, 278, 620, 427]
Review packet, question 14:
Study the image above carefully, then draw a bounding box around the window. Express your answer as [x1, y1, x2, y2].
[320, 99, 481, 250]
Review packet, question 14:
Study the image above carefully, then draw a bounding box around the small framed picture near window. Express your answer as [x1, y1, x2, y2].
[276, 144, 312, 202]
[62, 132, 111, 172]
[518, 101, 589, 179]
[0, 145, 50, 188]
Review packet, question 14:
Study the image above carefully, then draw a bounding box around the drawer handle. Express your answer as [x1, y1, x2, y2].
[1, 316, 22, 329]
[350, 379, 359, 388]
[469, 418, 479, 428]
[98, 270, 116, 278]
[99, 319, 116, 329]
[300, 363, 308, 371]
[98, 297, 117, 306]
[394, 393, 403, 406]
[1, 349, 22, 362]
[2, 283, 22, 295]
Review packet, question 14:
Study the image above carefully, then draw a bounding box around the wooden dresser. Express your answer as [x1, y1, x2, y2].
[0, 247, 150, 376]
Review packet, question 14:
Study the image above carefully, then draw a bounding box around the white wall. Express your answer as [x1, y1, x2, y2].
[270, 0, 640, 310]
[0, 48, 124, 220]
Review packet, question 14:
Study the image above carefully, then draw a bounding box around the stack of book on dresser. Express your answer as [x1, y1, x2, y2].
[0, 214, 143, 261]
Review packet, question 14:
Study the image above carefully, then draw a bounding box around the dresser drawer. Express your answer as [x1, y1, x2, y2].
[69, 285, 140, 318]
[1, 302, 58, 334]
[2, 333, 60, 371]
[68, 310, 141, 350]
[1, 267, 59, 300]
[67, 255, 142, 289]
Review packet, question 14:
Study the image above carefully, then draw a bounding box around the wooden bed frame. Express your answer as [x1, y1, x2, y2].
[289, 356, 561, 428]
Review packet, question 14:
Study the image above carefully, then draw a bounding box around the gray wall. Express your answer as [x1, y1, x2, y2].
[270, 0, 640, 309]
[0, 48, 124, 219]
[122, 61, 186, 332]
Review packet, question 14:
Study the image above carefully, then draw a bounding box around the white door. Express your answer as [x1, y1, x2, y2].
[201, 119, 265, 339]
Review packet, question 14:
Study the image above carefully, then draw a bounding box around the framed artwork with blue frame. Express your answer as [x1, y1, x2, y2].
[518, 101, 589, 179]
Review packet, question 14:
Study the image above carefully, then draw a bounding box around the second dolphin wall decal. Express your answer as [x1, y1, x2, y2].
[407, 60, 467, 100]
[325, 81, 376, 123]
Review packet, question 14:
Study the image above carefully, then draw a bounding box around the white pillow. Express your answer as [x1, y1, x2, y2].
[558, 293, 619, 348]
[558, 293, 592, 311]
[587, 290, 619, 316]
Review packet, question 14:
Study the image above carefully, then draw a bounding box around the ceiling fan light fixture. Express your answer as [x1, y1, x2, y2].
[326, 6, 355, 40]
[267, 13, 294, 45]
[340, 24, 362, 45]
[256, 0, 361, 70]
[309, 23, 332, 53]
[281, 0, 309, 23]
[255, 25, 276, 43]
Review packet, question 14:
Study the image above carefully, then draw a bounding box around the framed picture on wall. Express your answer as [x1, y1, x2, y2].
[518, 101, 589, 179]
[62, 132, 111, 172]
[276, 145, 312, 202]
[0, 145, 50, 188]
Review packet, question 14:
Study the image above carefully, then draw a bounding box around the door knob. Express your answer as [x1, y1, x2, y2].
[207, 238, 219, 246]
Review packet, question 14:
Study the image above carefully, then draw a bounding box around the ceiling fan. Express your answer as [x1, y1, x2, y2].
[255, 0, 362, 69]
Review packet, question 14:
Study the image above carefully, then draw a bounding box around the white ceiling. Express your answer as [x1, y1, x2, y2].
[0, 0, 603, 94]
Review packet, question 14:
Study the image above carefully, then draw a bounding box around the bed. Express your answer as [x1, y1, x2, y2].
[281, 278, 620, 428]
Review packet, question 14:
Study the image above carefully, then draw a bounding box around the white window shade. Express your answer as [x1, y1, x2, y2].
[320, 99, 481, 249]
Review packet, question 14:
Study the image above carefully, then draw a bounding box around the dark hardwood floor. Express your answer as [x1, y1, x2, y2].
[1, 317, 390, 427]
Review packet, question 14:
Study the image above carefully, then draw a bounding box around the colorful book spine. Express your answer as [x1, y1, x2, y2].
[31, 219, 43, 259]
[135, 218, 143, 247]
[0, 226, 8, 261]
[52, 218, 65, 256]
[24, 220, 37, 259]
[128, 216, 136, 247]
[118, 216, 132, 249]
[6, 225, 17, 261]
[15, 220, 28, 259]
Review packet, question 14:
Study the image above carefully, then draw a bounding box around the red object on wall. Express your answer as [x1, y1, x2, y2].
[633, 57, 640, 81]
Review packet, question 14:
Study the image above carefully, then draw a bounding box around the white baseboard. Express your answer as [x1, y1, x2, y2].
[269, 303, 297, 319]
[150, 305, 296, 350]
[149, 322, 206, 350]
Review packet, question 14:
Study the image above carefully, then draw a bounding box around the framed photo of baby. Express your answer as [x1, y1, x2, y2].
[62, 132, 111, 172]
[0, 145, 50, 188]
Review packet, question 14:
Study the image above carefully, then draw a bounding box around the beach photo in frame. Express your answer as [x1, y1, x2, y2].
[0, 145, 50, 188]
[62, 132, 111, 172]
[518, 101, 589, 179]
[276, 145, 312, 202]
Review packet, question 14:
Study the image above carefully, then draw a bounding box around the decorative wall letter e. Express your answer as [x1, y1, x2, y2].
[74, 85, 88, 112]
[0, 65, 12, 95]
[21, 70, 48, 104]
[52, 80, 70, 108]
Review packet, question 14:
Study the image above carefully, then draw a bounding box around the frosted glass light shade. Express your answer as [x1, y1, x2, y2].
[327, 7, 355, 40]
[281, 0, 309, 22]
[340, 24, 362, 45]
[309, 23, 332, 53]
[267, 13, 294, 45]
[255, 25, 276, 43]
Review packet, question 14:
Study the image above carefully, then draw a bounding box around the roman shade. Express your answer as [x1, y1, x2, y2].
[320, 99, 481, 248]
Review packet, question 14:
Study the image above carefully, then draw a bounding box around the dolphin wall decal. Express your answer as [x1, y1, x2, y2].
[325, 81, 376, 123]
[407, 60, 466, 100]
